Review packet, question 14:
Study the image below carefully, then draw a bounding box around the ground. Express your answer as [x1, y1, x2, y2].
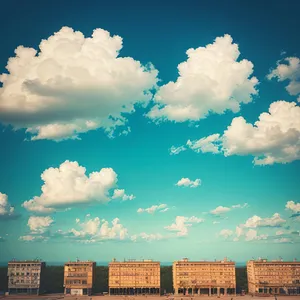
[1, 295, 300, 300]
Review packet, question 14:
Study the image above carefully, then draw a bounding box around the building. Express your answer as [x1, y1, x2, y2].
[109, 259, 160, 295]
[64, 260, 96, 296]
[247, 258, 300, 295]
[7, 260, 45, 295]
[173, 258, 236, 296]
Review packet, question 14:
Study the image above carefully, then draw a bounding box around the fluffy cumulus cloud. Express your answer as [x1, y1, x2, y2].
[0, 26, 158, 141]
[27, 216, 54, 233]
[137, 204, 169, 214]
[147, 34, 258, 122]
[211, 206, 231, 215]
[22, 160, 130, 212]
[186, 101, 300, 165]
[112, 189, 135, 201]
[268, 57, 300, 98]
[164, 216, 204, 236]
[286, 201, 300, 213]
[244, 213, 286, 228]
[0, 192, 15, 217]
[65, 217, 128, 242]
[175, 178, 201, 188]
[245, 229, 268, 242]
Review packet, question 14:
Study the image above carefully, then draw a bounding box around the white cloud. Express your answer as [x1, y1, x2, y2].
[273, 237, 293, 244]
[22, 160, 121, 212]
[286, 200, 300, 213]
[164, 216, 204, 236]
[219, 229, 233, 239]
[244, 213, 286, 228]
[0, 192, 15, 217]
[175, 178, 201, 188]
[245, 229, 268, 241]
[112, 189, 135, 201]
[232, 203, 248, 209]
[187, 134, 221, 154]
[211, 206, 231, 215]
[236, 226, 243, 238]
[147, 34, 258, 123]
[189, 101, 300, 165]
[210, 203, 248, 216]
[213, 221, 220, 224]
[0, 26, 158, 141]
[68, 217, 128, 241]
[268, 57, 300, 97]
[137, 204, 168, 214]
[131, 232, 164, 242]
[19, 235, 46, 242]
[27, 216, 53, 233]
[170, 145, 186, 155]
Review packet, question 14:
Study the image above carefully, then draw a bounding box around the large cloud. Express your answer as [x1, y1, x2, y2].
[22, 160, 131, 212]
[0, 192, 15, 218]
[27, 216, 54, 233]
[186, 101, 300, 165]
[0, 27, 158, 141]
[244, 213, 286, 228]
[268, 57, 300, 99]
[147, 34, 258, 122]
[65, 217, 128, 242]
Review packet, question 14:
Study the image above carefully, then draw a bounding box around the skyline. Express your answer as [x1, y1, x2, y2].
[0, 0, 300, 263]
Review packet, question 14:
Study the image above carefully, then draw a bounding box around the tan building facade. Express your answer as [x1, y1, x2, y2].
[64, 260, 95, 296]
[173, 258, 236, 296]
[247, 259, 300, 295]
[109, 259, 160, 295]
[7, 260, 45, 295]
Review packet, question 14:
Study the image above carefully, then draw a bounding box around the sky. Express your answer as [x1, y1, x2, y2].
[0, 0, 300, 264]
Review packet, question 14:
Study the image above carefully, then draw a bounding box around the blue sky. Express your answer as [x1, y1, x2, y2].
[0, 0, 300, 263]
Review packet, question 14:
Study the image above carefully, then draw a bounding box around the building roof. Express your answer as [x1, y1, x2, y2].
[8, 260, 44, 264]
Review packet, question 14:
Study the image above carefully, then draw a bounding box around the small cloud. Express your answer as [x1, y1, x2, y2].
[219, 229, 234, 239]
[170, 145, 186, 155]
[0, 192, 17, 219]
[165, 216, 204, 236]
[175, 178, 201, 188]
[112, 189, 135, 201]
[211, 206, 231, 215]
[137, 204, 168, 214]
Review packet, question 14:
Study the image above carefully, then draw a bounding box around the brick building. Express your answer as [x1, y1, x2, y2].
[173, 258, 236, 296]
[63, 260, 96, 296]
[7, 260, 45, 295]
[109, 259, 160, 295]
[247, 258, 300, 295]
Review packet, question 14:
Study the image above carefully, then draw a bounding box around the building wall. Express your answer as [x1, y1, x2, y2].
[109, 260, 160, 289]
[7, 261, 45, 294]
[64, 261, 95, 293]
[247, 260, 300, 295]
[173, 258, 236, 295]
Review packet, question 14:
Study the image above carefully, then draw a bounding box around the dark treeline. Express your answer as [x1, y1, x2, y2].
[0, 266, 248, 294]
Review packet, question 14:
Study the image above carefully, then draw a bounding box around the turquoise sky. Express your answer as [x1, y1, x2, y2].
[0, 0, 300, 263]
